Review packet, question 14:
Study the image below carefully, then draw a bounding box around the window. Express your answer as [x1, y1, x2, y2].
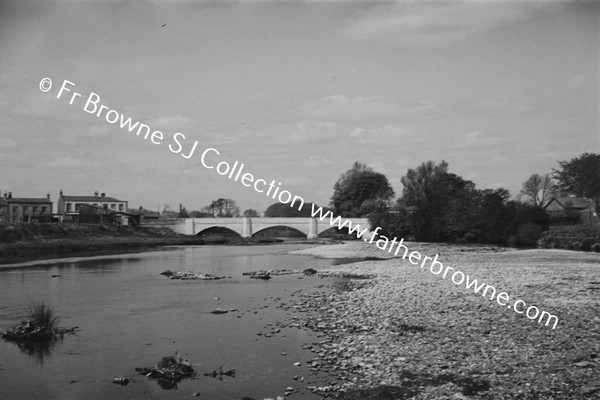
[23, 207, 30, 215]
[66, 203, 72, 212]
[118, 204, 124, 212]
[41, 206, 47, 214]
[33, 206, 38, 214]
[111, 204, 116, 210]
[12, 206, 18, 214]
[75, 204, 80, 212]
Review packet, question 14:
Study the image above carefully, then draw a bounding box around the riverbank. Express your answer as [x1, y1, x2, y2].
[286, 242, 600, 399]
[0, 223, 233, 264]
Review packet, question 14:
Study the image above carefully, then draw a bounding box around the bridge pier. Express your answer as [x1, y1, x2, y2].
[241, 217, 252, 238]
[307, 218, 318, 239]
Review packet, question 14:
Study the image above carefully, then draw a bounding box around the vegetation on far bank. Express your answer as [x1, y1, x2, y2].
[325, 152, 600, 250]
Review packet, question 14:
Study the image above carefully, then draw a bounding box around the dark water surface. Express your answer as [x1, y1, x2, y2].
[0, 244, 351, 400]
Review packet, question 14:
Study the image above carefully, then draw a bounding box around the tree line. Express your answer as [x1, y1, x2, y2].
[332, 153, 600, 246]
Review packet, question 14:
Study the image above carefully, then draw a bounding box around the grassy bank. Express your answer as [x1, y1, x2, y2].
[0, 223, 228, 264]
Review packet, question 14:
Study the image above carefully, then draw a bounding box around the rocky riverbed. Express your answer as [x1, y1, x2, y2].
[280, 242, 600, 399]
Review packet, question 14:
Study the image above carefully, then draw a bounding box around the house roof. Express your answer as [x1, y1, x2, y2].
[6, 197, 52, 204]
[61, 195, 125, 203]
[546, 197, 590, 210]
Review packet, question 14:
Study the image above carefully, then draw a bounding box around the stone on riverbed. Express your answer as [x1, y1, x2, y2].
[160, 270, 227, 280]
[135, 352, 195, 384]
[243, 269, 300, 280]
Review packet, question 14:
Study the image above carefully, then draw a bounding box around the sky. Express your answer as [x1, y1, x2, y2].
[0, 0, 598, 214]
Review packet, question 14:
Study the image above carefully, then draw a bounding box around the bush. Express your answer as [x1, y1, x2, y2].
[516, 223, 543, 247]
[28, 302, 61, 333]
[581, 238, 594, 251]
[591, 243, 600, 253]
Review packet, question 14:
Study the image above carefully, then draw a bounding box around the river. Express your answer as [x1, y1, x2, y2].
[0, 243, 357, 400]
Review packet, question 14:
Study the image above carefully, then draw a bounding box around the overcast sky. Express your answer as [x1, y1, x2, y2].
[1, 0, 598, 213]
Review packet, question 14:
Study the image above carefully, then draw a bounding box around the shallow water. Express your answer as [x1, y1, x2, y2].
[0, 244, 352, 400]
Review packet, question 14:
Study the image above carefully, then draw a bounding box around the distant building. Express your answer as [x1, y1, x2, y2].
[58, 190, 128, 223]
[78, 204, 139, 226]
[544, 196, 596, 225]
[0, 191, 53, 223]
[128, 207, 160, 221]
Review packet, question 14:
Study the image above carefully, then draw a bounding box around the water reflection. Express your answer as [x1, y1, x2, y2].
[9, 335, 61, 364]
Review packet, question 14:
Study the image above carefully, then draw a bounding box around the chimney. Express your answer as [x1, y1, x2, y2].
[59, 189, 63, 196]
[94, 191, 99, 198]
[46, 193, 50, 200]
[8, 192, 12, 199]
[101, 193, 105, 198]
[3, 192, 6, 199]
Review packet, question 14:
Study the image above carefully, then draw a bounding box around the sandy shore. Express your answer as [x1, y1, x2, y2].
[286, 241, 600, 399]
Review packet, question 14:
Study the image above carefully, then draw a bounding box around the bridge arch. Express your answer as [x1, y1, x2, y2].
[252, 225, 307, 238]
[196, 226, 243, 237]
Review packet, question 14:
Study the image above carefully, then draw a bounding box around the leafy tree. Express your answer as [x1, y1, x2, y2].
[553, 152, 600, 223]
[177, 206, 190, 218]
[520, 173, 555, 207]
[264, 202, 321, 217]
[473, 188, 514, 244]
[205, 198, 240, 217]
[330, 162, 394, 217]
[243, 208, 260, 217]
[398, 161, 451, 241]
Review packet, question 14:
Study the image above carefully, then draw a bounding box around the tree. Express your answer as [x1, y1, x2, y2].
[205, 198, 240, 217]
[398, 160, 450, 240]
[243, 209, 260, 217]
[554, 153, 600, 224]
[264, 202, 320, 217]
[520, 173, 555, 208]
[177, 205, 190, 218]
[330, 162, 394, 217]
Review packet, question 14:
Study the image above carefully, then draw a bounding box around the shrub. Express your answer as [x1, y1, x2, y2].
[581, 238, 594, 251]
[591, 243, 600, 253]
[517, 223, 543, 247]
[28, 302, 61, 333]
[570, 241, 582, 251]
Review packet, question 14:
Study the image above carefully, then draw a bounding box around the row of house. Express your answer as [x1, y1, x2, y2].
[0, 190, 130, 224]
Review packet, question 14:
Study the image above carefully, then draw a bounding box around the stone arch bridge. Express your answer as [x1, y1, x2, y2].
[142, 217, 371, 239]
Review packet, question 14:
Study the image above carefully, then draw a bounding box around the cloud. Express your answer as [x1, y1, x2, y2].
[300, 95, 436, 121]
[566, 74, 586, 90]
[452, 130, 506, 149]
[303, 155, 334, 167]
[85, 125, 111, 137]
[149, 114, 194, 130]
[290, 120, 344, 142]
[342, 1, 540, 47]
[349, 124, 411, 144]
[284, 176, 316, 186]
[0, 138, 17, 149]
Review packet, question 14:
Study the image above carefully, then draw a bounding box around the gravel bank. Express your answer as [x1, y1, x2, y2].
[285, 242, 600, 399]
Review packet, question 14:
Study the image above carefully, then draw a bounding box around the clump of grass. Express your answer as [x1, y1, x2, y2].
[2, 301, 77, 344]
[27, 301, 61, 333]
